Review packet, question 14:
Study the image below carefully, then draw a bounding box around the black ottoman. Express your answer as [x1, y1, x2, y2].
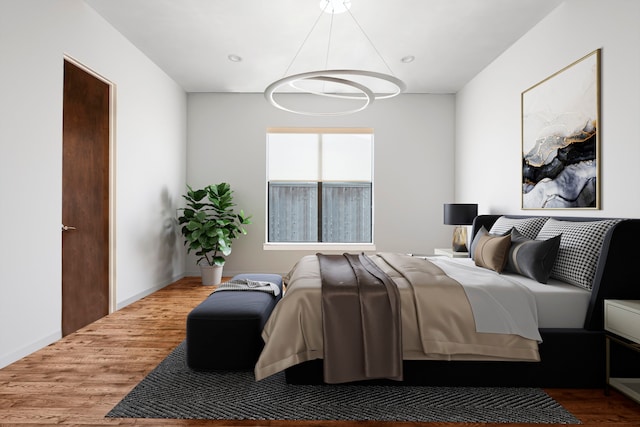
[186, 273, 283, 370]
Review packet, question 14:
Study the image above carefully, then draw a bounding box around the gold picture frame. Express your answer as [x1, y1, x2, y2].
[521, 49, 601, 209]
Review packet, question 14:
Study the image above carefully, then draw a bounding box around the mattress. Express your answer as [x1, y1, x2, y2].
[428, 257, 591, 329]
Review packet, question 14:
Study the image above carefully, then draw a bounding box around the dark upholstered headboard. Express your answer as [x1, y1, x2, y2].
[471, 215, 640, 331]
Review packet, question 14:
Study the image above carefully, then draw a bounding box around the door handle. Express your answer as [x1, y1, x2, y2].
[62, 224, 77, 231]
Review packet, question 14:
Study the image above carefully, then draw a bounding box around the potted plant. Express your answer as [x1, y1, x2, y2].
[178, 182, 252, 285]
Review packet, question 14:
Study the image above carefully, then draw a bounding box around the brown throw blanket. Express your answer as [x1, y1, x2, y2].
[317, 253, 402, 383]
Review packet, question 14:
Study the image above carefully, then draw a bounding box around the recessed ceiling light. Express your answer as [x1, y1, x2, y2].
[228, 54, 242, 62]
[401, 55, 415, 63]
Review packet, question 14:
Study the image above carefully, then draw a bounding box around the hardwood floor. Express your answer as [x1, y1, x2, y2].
[1, 277, 640, 426]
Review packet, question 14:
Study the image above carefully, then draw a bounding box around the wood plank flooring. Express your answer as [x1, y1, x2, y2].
[1, 276, 640, 426]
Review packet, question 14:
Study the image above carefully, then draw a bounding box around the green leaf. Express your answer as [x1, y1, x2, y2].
[186, 220, 201, 231]
[219, 239, 232, 256]
[212, 256, 226, 266]
[191, 189, 207, 201]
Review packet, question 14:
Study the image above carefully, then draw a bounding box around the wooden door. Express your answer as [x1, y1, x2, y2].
[62, 60, 110, 336]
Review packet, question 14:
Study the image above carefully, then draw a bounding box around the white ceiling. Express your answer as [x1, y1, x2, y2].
[85, 0, 563, 94]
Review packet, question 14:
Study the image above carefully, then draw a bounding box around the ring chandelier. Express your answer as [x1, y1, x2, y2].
[264, 0, 407, 116]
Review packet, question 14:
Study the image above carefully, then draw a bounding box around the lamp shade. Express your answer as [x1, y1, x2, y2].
[443, 204, 478, 225]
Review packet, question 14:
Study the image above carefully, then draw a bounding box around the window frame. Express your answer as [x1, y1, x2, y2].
[264, 127, 375, 251]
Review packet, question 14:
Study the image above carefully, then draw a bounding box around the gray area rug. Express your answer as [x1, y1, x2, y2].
[107, 342, 581, 424]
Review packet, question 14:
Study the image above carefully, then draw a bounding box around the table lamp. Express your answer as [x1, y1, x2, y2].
[443, 203, 478, 253]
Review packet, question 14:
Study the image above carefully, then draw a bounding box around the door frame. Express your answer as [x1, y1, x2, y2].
[63, 55, 117, 314]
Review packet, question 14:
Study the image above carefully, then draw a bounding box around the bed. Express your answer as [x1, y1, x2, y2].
[255, 214, 640, 387]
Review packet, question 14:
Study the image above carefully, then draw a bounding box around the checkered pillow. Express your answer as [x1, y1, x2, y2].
[535, 218, 621, 290]
[489, 216, 549, 239]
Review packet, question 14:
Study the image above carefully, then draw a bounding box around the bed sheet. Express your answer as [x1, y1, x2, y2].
[429, 257, 591, 328]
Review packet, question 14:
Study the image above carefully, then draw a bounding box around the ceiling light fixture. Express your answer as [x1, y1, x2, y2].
[264, 0, 406, 116]
[319, 0, 351, 14]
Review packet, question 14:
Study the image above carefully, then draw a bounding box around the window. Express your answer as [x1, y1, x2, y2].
[266, 128, 373, 248]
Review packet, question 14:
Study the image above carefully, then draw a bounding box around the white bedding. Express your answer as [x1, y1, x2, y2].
[428, 257, 541, 341]
[428, 257, 591, 329]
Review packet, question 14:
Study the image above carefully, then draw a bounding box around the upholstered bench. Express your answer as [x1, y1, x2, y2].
[186, 273, 283, 370]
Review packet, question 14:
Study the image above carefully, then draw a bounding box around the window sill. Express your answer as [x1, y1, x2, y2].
[263, 243, 376, 252]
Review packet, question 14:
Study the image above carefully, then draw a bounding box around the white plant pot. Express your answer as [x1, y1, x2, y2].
[199, 263, 223, 286]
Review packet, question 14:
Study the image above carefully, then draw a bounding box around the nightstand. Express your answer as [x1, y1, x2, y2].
[604, 299, 640, 403]
[434, 248, 469, 258]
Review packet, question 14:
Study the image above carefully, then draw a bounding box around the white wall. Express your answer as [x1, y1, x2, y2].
[456, 0, 640, 217]
[0, 0, 187, 367]
[187, 93, 456, 276]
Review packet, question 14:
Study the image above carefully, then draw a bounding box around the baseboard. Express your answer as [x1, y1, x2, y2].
[0, 331, 61, 369]
[116, 273, 185, 310]
[186, 269, 285, 279]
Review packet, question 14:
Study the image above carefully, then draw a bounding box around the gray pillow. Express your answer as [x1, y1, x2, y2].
[505, 228, 561, 284]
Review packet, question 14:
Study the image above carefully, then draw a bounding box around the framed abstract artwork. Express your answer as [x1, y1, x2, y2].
[521, 49, 601, 209]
